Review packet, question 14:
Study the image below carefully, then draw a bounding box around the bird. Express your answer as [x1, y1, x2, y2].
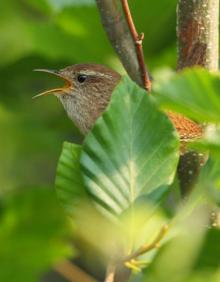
[33, 63, 203, 150]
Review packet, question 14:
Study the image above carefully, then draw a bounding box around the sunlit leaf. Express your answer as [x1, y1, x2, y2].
[81, 76, 179, 218]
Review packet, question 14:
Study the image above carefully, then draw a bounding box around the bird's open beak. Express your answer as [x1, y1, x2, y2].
[32, 69, 72, 99]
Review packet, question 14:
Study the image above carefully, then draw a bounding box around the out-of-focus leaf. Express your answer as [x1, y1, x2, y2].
[0, 0, 113, 67]
[143, 206, 209, 282]
[0, 0, 177, 69]
[55, 142, 168, 262]
[0, 187, 72, 282]
[0, 1, 33, 67]
[190, 126, 220, 158]
[196, 158, 220, 206]
[47, 0, 95, 11]
[55, 143, 125, 263]
[187, 271, 220, 282]
[80, 76, 179, 218]
[154, 68, 220, 123]
[130, 0, 176, 56]
[194, 228, 220, 271]
[0, 56, 82, 193]
[56, 142, 88, 216]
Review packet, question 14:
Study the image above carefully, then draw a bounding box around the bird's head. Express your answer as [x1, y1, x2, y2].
[34, 64, 121, 134]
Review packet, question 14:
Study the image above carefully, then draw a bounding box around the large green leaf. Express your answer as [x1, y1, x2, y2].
[80, 76, 179, 217]
[56, 142, 88, 216]
[0, 187, 72, 282]
[55, 143, 127, 259]
[154, 68, 220, 123]
[55, 142, 168, 260]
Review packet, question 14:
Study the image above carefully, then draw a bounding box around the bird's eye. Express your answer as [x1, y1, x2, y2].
[77, 74, 87, 83]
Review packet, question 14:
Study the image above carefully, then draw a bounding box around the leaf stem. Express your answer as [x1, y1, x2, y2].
[124, 224, 168, 262]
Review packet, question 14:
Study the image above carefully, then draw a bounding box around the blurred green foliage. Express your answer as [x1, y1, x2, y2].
[0, 187, 72, 282]
[0, 0, 177, 193]
[1, 1, 219, 282]
[0, 1, 176, 280]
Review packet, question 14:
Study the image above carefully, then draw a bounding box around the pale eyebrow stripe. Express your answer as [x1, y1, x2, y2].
[78, 70, 112, 79]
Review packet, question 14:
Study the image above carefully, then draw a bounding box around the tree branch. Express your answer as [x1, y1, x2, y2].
[96, 0, 151, 91]
[54, 260, 97, 282]
[104, 261, 116, 282]
[177, 0, 219, 70]
[177, 0, 219, 195]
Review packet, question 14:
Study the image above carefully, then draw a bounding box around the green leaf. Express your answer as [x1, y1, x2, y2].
[154, 68, 220, 123]
[196, 158, 220, 206]
[55, 143, 124, 259]
[194, 228, 220, 271]
[190, 126, 220, 158]
[0, 187, 72, 282]
[56, 142, 87, 216]
[80, 76, 179, 217]
[143, 205, 209, 282]
[55, 144, 168, 259]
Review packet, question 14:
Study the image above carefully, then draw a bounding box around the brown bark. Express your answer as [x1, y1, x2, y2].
[177, 0, 219, 195]
[54, 260, 97, 282]
[95, 0, 149, 89]
[177, 0, 219, 71]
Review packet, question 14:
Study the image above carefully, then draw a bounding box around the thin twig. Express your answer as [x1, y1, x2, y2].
[121, 0, 151, 92]
[54, 260, 97, 282]
[124, 224, 168, 262]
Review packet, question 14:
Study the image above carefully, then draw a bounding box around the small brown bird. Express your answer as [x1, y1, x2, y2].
[34, 64, 120, 134]
[34, 64, 203, 147]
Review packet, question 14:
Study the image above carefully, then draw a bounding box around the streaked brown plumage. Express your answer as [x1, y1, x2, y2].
[166, 111, 203, 153]
[34, 64, 203, 151]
